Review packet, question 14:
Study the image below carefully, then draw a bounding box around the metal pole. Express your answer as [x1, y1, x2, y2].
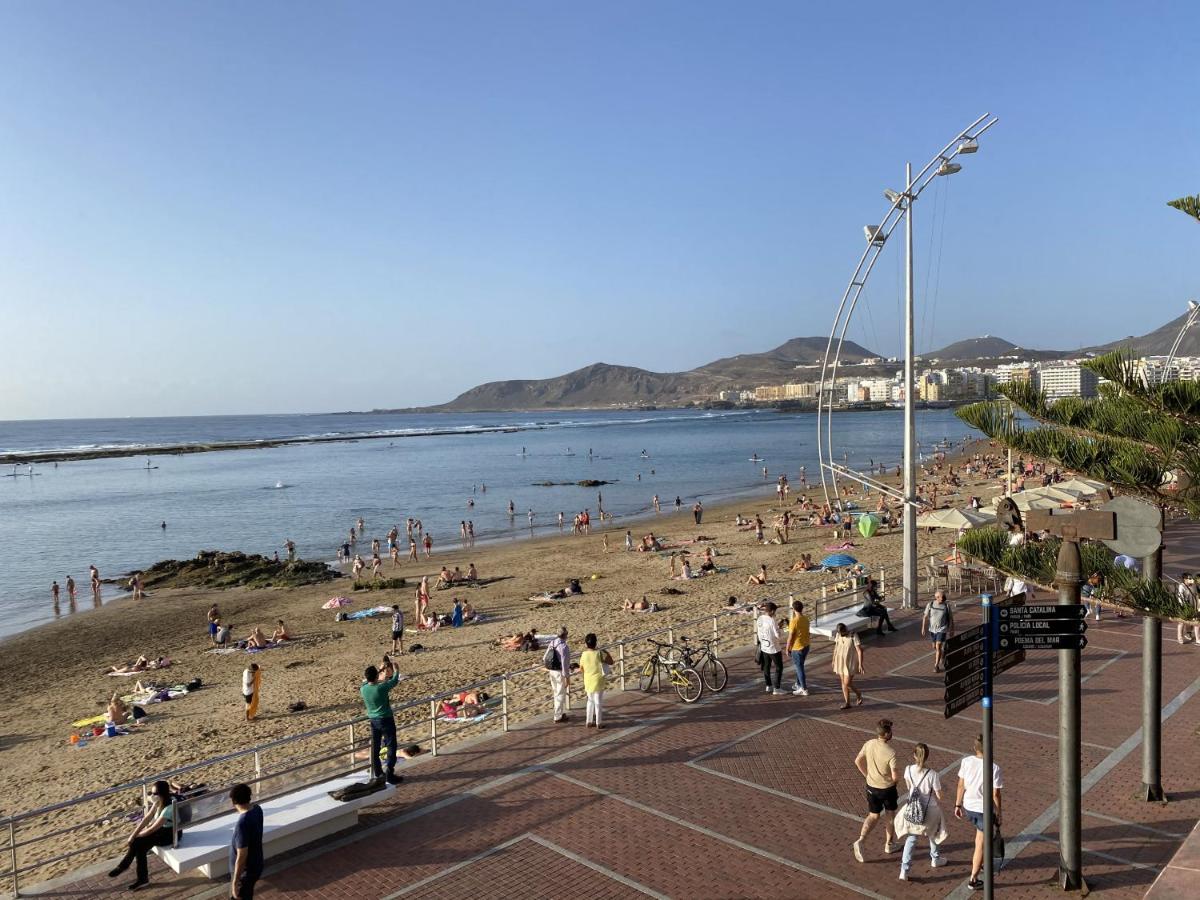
[618, 642, 626, 691]
[8, 820, 18, 898]
[903, 161, 918, 610]
[1057, 539, 1083, 891]
[430, 701, 439, 757]
[1141, 547, 1165, 801]
[982, 593, 994, 900]
[348, 723, 356, 771]
[500, 676, 509, 732]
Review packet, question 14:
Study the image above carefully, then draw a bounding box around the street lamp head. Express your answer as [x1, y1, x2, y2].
[883, 189, 903, 204]
[864, 225, 886, 246]
[937, 162, 962, 176]
[1189, 299, 1199, 313]
[957, 139, 979, 154]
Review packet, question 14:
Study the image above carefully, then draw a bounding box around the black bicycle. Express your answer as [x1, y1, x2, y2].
[677, 636, 729, 692]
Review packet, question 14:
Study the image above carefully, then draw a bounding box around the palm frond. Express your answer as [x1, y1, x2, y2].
[1168, 194, 1200, 224]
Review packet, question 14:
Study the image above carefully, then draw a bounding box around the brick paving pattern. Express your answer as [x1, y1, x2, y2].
[21, 596, 1200, 899]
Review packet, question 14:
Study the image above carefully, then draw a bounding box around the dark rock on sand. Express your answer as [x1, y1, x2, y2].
[132, 550, 342, 591]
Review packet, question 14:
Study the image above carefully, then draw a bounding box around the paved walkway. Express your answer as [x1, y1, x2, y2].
[27, 593, 1200, 900]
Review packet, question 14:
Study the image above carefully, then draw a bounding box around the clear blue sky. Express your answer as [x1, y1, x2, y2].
[1, 1, 1197, 418]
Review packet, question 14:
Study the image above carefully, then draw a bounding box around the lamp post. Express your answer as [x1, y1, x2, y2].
[817, 114, 998, 611]
[1161, 299, 1200, 385]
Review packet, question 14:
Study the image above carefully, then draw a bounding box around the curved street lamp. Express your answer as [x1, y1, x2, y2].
[816, 113, 999, 611]
[1161, 299, 1200, 384]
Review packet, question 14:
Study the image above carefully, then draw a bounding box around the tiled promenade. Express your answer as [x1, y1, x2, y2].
[25, 592, 1200, 900]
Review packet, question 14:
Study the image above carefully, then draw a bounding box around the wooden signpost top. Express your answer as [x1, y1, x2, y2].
[1025, 509, 1115, 542]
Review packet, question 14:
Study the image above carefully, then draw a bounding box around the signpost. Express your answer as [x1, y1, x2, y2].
[1025, 508, 1115, 894]
[942, 593, 1029, 900]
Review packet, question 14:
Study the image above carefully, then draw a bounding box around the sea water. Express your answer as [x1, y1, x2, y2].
[0, 408, 974, 638]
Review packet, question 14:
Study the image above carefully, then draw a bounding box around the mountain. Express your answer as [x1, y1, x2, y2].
[1087, 310, 1199, 357]
[428, 362, 714, 411]
[925, 335, 1072, 363]
[694, 337, 874, 382]
[423, 337, 877, 412]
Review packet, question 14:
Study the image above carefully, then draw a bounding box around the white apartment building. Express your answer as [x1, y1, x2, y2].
[1040, 364, 1099, 400]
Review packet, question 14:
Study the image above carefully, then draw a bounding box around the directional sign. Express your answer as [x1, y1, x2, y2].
[944, 684, 985, 718]
[999, 605, 1086, 621]
[1001, 619, 1088, 635]
[944, 647, 1025, 683]
[1000, 634, 1088, 651]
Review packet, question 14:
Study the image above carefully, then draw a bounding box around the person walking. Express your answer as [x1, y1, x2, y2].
[546, 626, 571, 723]
[756, 601, 784, 694]
[228, 783, 264, 899]
[360, 656, 403, 785]
[579, 633, 613, 729]
[1176, 574, 1197, 644]
[832, 621, 865, 708]
[107, 780, 177, 889]
[894, 743, 948, 881]
[955, 733, 1003, 892]
[922, 590, 954, 672]
[786, 597, 811, 695]
[852, 718, 900, 863]
[391, 604, 405, 654]
[242, 663, 261, 721]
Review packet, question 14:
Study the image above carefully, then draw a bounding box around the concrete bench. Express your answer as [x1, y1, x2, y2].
[810, 607, 874, 638]
[153, 774, 394, 879]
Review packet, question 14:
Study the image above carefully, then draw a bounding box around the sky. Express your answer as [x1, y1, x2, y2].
[1, 2, 1197, 419]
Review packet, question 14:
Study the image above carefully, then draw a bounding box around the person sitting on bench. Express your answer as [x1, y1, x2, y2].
[858, 578, 897, 636]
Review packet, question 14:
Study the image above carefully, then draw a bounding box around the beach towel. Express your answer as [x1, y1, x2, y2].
[323, 596, 352, 609]
[205, 647, 240, 655]
[343, 605, 392, 621]
[436, 711, 493, 725]
[72, 713, 108, 728]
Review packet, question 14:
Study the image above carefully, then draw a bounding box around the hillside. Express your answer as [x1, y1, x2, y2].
[427, 337, 878, 411]
[1088, 310, 1199, 357]
[925, 335, 1068, 362]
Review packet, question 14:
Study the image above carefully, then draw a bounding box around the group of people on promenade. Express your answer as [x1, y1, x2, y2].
[854, 719, 1002, 890]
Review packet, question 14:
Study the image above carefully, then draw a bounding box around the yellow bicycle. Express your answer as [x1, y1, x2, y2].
[638, 639, 703, 703]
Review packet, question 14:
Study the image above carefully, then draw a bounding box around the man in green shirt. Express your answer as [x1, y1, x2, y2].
[360, 655, 402, 785]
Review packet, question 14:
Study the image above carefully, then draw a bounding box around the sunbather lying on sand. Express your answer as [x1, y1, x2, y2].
[106, 656, 170, 675]
[499, 629, 539, 651]
[624, 596, 660, 612]
[747, 564, 768, 586]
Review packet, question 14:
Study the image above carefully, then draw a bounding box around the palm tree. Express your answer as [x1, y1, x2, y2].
[1168, 194, 1200, 223]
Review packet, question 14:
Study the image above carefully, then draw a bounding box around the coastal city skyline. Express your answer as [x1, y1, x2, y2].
[2, 3, 1198, 419]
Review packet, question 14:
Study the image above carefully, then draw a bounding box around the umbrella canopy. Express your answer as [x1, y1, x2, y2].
[916, 507, 996, 530]
[1026, 485, 1088, 503]
[821, 553, 858, 568]
[1056, 477, 1108, 496]
[1009, 492, 1063, 512]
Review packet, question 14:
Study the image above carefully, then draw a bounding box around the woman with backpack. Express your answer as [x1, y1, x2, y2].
[893, 743, 948, 881]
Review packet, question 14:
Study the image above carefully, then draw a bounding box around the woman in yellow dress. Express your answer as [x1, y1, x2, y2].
[831, 622, 865, 709]
[579, 633, 614, 729]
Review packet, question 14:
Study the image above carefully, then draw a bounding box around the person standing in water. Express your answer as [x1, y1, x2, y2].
[66, 575, 77, 603]
[51, 581, 60, 605]
[90, 565, 101, 602]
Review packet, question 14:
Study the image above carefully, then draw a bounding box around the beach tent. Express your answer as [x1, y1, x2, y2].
[857, 515, 879, 538]
[916, 507, 995, 530]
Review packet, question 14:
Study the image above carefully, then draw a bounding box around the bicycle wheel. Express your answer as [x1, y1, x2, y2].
[638, 658, 657, 693]
[674, 666, 704, 703]
[701, 657, 729, 692]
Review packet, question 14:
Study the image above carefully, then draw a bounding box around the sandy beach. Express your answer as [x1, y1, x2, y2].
[0, 442, 1003, 880]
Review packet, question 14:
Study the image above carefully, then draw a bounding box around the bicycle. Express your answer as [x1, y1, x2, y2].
[638, 639, 703, 703]
[677, 636, 728, 692]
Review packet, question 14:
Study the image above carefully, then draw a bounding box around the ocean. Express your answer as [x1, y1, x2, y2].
[0, 408, 975, 638]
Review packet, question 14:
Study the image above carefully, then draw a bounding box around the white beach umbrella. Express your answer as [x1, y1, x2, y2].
[916, 507, 996, 530]
[1056, 477, 1108, 496]
[1009, 492, 1063, 512]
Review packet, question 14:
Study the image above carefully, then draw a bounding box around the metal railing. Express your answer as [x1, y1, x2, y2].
[0, 563, 897, 896]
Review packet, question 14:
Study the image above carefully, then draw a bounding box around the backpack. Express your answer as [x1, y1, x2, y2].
[543, 642, 561, 671]
[903, 770, 932, 825]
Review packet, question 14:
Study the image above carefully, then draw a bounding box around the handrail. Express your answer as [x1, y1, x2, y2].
[0, 564, 895, 893]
